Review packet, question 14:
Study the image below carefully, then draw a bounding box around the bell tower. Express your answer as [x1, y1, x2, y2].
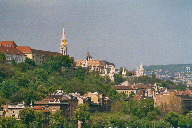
[60, 27, 67, 55]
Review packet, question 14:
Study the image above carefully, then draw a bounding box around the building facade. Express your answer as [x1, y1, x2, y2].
[2, 101, 32, 119]
[34, 90, 78, 119]
[0, 41, 27, 63]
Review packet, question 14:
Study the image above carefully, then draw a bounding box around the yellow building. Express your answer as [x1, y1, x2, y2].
[0, 41, 61, 65]
[112, 86, 138, 97]
[17, 46, 60, 65]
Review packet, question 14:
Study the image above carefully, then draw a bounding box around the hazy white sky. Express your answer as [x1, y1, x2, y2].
[1, 0, 192, 70]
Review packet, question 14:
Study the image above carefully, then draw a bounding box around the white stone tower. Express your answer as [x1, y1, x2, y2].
[60, 27, 67, 55]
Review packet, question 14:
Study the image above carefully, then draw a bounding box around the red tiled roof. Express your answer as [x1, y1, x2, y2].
[133, 84, 152, 89]
[1, 41, 61, 57]
[17, 46, 32, 53]
[160, 92, 175, 95]
[0, 41, 17, 48]
[133, 96, 142, 100]
[34, 100, 49, 105]
[0, 46, 25, 55]
[127, 71, 136, 74]
[34, 106, 42, 110]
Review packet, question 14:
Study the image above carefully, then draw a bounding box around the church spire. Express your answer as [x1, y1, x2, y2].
[60, 26, 67, 55]
[62, 27, 65, 39]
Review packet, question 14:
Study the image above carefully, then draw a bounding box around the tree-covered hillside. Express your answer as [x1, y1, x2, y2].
[0, 54, 125, 107]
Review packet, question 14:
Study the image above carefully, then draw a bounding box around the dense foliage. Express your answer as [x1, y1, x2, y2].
[0, 55, 123, 107]
[0, 53, 191, 127]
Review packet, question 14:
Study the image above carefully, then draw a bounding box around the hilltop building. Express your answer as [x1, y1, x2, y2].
[0, 41, 60, 65]
[75, 52, 103, 72]
[75, 52, 117, 81]
[60, 27, 67, 55]
[17, 46, 60, 65]
[135, 63, 144, 77]
[0, 41, 27, 63]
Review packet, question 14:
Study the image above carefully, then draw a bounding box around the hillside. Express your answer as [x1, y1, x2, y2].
[143, 64, 192, 79]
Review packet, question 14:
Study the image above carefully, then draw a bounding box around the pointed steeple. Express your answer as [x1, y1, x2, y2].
[62, 27, 65, 39]
[60, 26, 67, 55]
[140, 63, 144, 70]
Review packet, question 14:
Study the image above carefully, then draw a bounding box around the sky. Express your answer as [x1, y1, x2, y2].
[1, 0, 192, 70]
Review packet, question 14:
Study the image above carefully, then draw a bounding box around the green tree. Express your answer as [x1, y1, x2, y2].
[73, 67, 85, 81]
[25, 57, 35, 67]
[152, 70, 156, 79]
[16, 62, 31, 72]
[49, 110, 74, 128]
[128, 116, 140, 128]
[13, 71, 30, 87]
[11, 59, 17, 66]
[165, 111, 179, 127]
[0, 63, 14, 79]
[178, 114, 187, 127]
[42, 55, 74, 72]
[74, 104, 90, 127]
[186, 112, 192, 127]
[154, 119, 170, 128]
[114, 74, 125, 85]
[23, 88, 34, 106]
[41, 60, 60, 73]
[0, 116, 25, 128]
[0, 80, 19, 99]
[32, 110, 44, 128]
[0, 53, 6, 63]
[19, 107, 35, 127]
[34, 68, 48, 82]
[111, 101, 122, 113]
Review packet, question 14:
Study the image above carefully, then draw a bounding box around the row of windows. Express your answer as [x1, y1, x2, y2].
[89, 67, 101, 71]
[33, 56, 47, 60]
[0, 44, 13, 47]
[122, 91, 132, 94]
[6, 57, 23, 62]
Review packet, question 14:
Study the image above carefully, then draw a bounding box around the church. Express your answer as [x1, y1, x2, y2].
[135, 63, 144, 77]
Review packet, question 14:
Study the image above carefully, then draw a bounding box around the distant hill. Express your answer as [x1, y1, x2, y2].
[143, 64, 192, 79]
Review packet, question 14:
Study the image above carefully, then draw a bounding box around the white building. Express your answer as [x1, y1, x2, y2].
[0, 42, 27, 63]
[135, 63, 144, 77]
